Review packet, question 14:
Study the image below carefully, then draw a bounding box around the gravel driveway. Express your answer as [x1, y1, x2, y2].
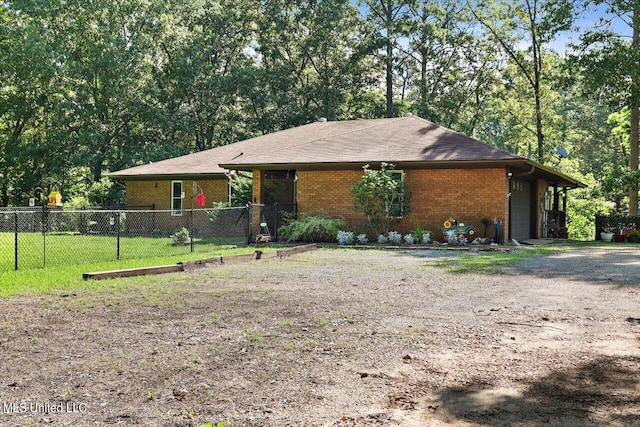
[0, 247, 638, 426]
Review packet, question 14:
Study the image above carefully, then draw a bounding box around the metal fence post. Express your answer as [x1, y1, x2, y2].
[189, 206, 194, 253]
[116, 211, 121, 260]
[42, 204, 47, 268]
[247, 203, 252, 245]
[14, 213, 18, 271]
[273, 202, 279, 242]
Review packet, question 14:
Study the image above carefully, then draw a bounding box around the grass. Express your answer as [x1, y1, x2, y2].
[434, 247, 556, 274]
[0, 232, 247, 271]
[426, 241, 631, 274]
[0, 241, 277, 298]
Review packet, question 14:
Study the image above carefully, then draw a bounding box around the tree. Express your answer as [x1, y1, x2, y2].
[151, 0, 259, 152]
[361, 0, 415, 118]
[404, 0, 500, 132]
[251, 0, 375, 131]
[0, 2, 58, 205]
[351, 163, 412, 234]
[575, 1, 640, 215]
[468, 0, 576, 163]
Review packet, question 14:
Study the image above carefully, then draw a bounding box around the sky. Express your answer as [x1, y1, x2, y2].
[551, 3, 634, 53]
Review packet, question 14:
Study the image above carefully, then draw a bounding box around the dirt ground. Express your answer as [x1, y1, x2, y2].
[0, 246, 639, 426]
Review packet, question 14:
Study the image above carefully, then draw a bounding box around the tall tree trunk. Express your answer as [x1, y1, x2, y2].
[386, 5, 394, 118]
[630, 6, 640, 215]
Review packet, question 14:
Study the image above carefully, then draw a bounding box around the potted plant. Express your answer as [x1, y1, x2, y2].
[614, 231, 626, 242]
[600, 228, 614, 242]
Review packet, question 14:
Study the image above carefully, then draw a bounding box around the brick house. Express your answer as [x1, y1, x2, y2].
[109, 115, 584, 241]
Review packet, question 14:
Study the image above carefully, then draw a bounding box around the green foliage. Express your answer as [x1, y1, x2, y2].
[229, 174, 253, 207]
[628, 229, 640, 243]
[567, 186, 613, 241]
[351, 163, 411, 235]
[171, 228, 191, 246]
[411, 223, 427, 243]
[0, 0, 635, 227]
[278, 213, 346, 243]
[64, 195, 92, 211]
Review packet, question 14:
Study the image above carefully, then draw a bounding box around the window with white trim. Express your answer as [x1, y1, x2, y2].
[171, 180, 183, 215]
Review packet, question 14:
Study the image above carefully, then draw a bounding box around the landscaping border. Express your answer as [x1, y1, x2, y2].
[83, 244, 318, 280]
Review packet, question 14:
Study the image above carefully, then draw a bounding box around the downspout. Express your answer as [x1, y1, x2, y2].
[515, 165, 536, 178]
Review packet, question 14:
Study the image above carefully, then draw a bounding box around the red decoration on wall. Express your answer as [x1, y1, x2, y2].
[195, 193, 206, 207]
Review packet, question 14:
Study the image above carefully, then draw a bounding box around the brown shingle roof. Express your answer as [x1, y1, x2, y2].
[108, 139, 254, 178]
[109, 116, 524, 179]
[110, 116, 592, 187]
[220, 116, 522, 168]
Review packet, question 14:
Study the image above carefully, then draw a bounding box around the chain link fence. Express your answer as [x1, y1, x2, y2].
[253, 203, 297, 242]
[0, 206, 250, 271]
[595, 212, 639, 240]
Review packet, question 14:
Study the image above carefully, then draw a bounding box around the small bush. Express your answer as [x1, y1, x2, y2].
[377, 234, 388, 244]
[422, 232, 431, 244]
[387, 231, 402, 245]
[278, 214, 346, 242]
[446, 231, 467, 246]
[337, 230, 355, 245]
[628, 230, 640, 243]
[411, 224, 426, 243]
[356, 233, 369, 244]
[171, 227, 190, 246]
[403, 233, 414, 244]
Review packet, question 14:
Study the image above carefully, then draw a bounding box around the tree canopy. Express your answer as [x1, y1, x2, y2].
[0, 0, 637, 221]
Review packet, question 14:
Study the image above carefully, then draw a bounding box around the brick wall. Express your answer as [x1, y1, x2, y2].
[296, 168, 509, 241]
[125, 178, 229, 210]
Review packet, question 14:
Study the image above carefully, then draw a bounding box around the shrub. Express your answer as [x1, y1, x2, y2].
[422, 232, 431, 244]
[351, 163, 412, 235]
[628, 229, 640, 243]
[403, 233, 414, 244]
[356, 233, 369, 244]
[387, 231, 402, 245]
[278, 213, 346, 242]
[411, 224, 426, 243]
[337, 230, 355, 245]
[171, 227, 190, 246]
[377, 234, 388, 244]
[446, 231, 468, 246]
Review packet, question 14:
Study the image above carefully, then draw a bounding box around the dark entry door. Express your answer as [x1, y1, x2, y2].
[511, 179, 532, 241]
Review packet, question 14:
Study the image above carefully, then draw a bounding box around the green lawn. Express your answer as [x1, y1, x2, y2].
[0, 232, 267, 297]
[0, 232, 247, 271]
[426, 241, 633, 274]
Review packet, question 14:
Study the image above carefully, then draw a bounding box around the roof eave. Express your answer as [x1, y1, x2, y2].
[106, 172, 228, 180]
[524, 160, 587, 188]
[219, 159, 529, 171]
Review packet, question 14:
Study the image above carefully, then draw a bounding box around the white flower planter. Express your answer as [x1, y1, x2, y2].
[600, 232, 614, 242]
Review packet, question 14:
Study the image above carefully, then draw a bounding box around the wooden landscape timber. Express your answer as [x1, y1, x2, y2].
[83, 243, 319, 280]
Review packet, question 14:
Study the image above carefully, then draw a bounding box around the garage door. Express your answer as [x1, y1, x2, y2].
[511, 179, 532, 241]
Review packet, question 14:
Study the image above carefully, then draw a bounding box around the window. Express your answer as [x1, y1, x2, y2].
[388, 170, 406, 218]
[171, 180, 183, 215]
